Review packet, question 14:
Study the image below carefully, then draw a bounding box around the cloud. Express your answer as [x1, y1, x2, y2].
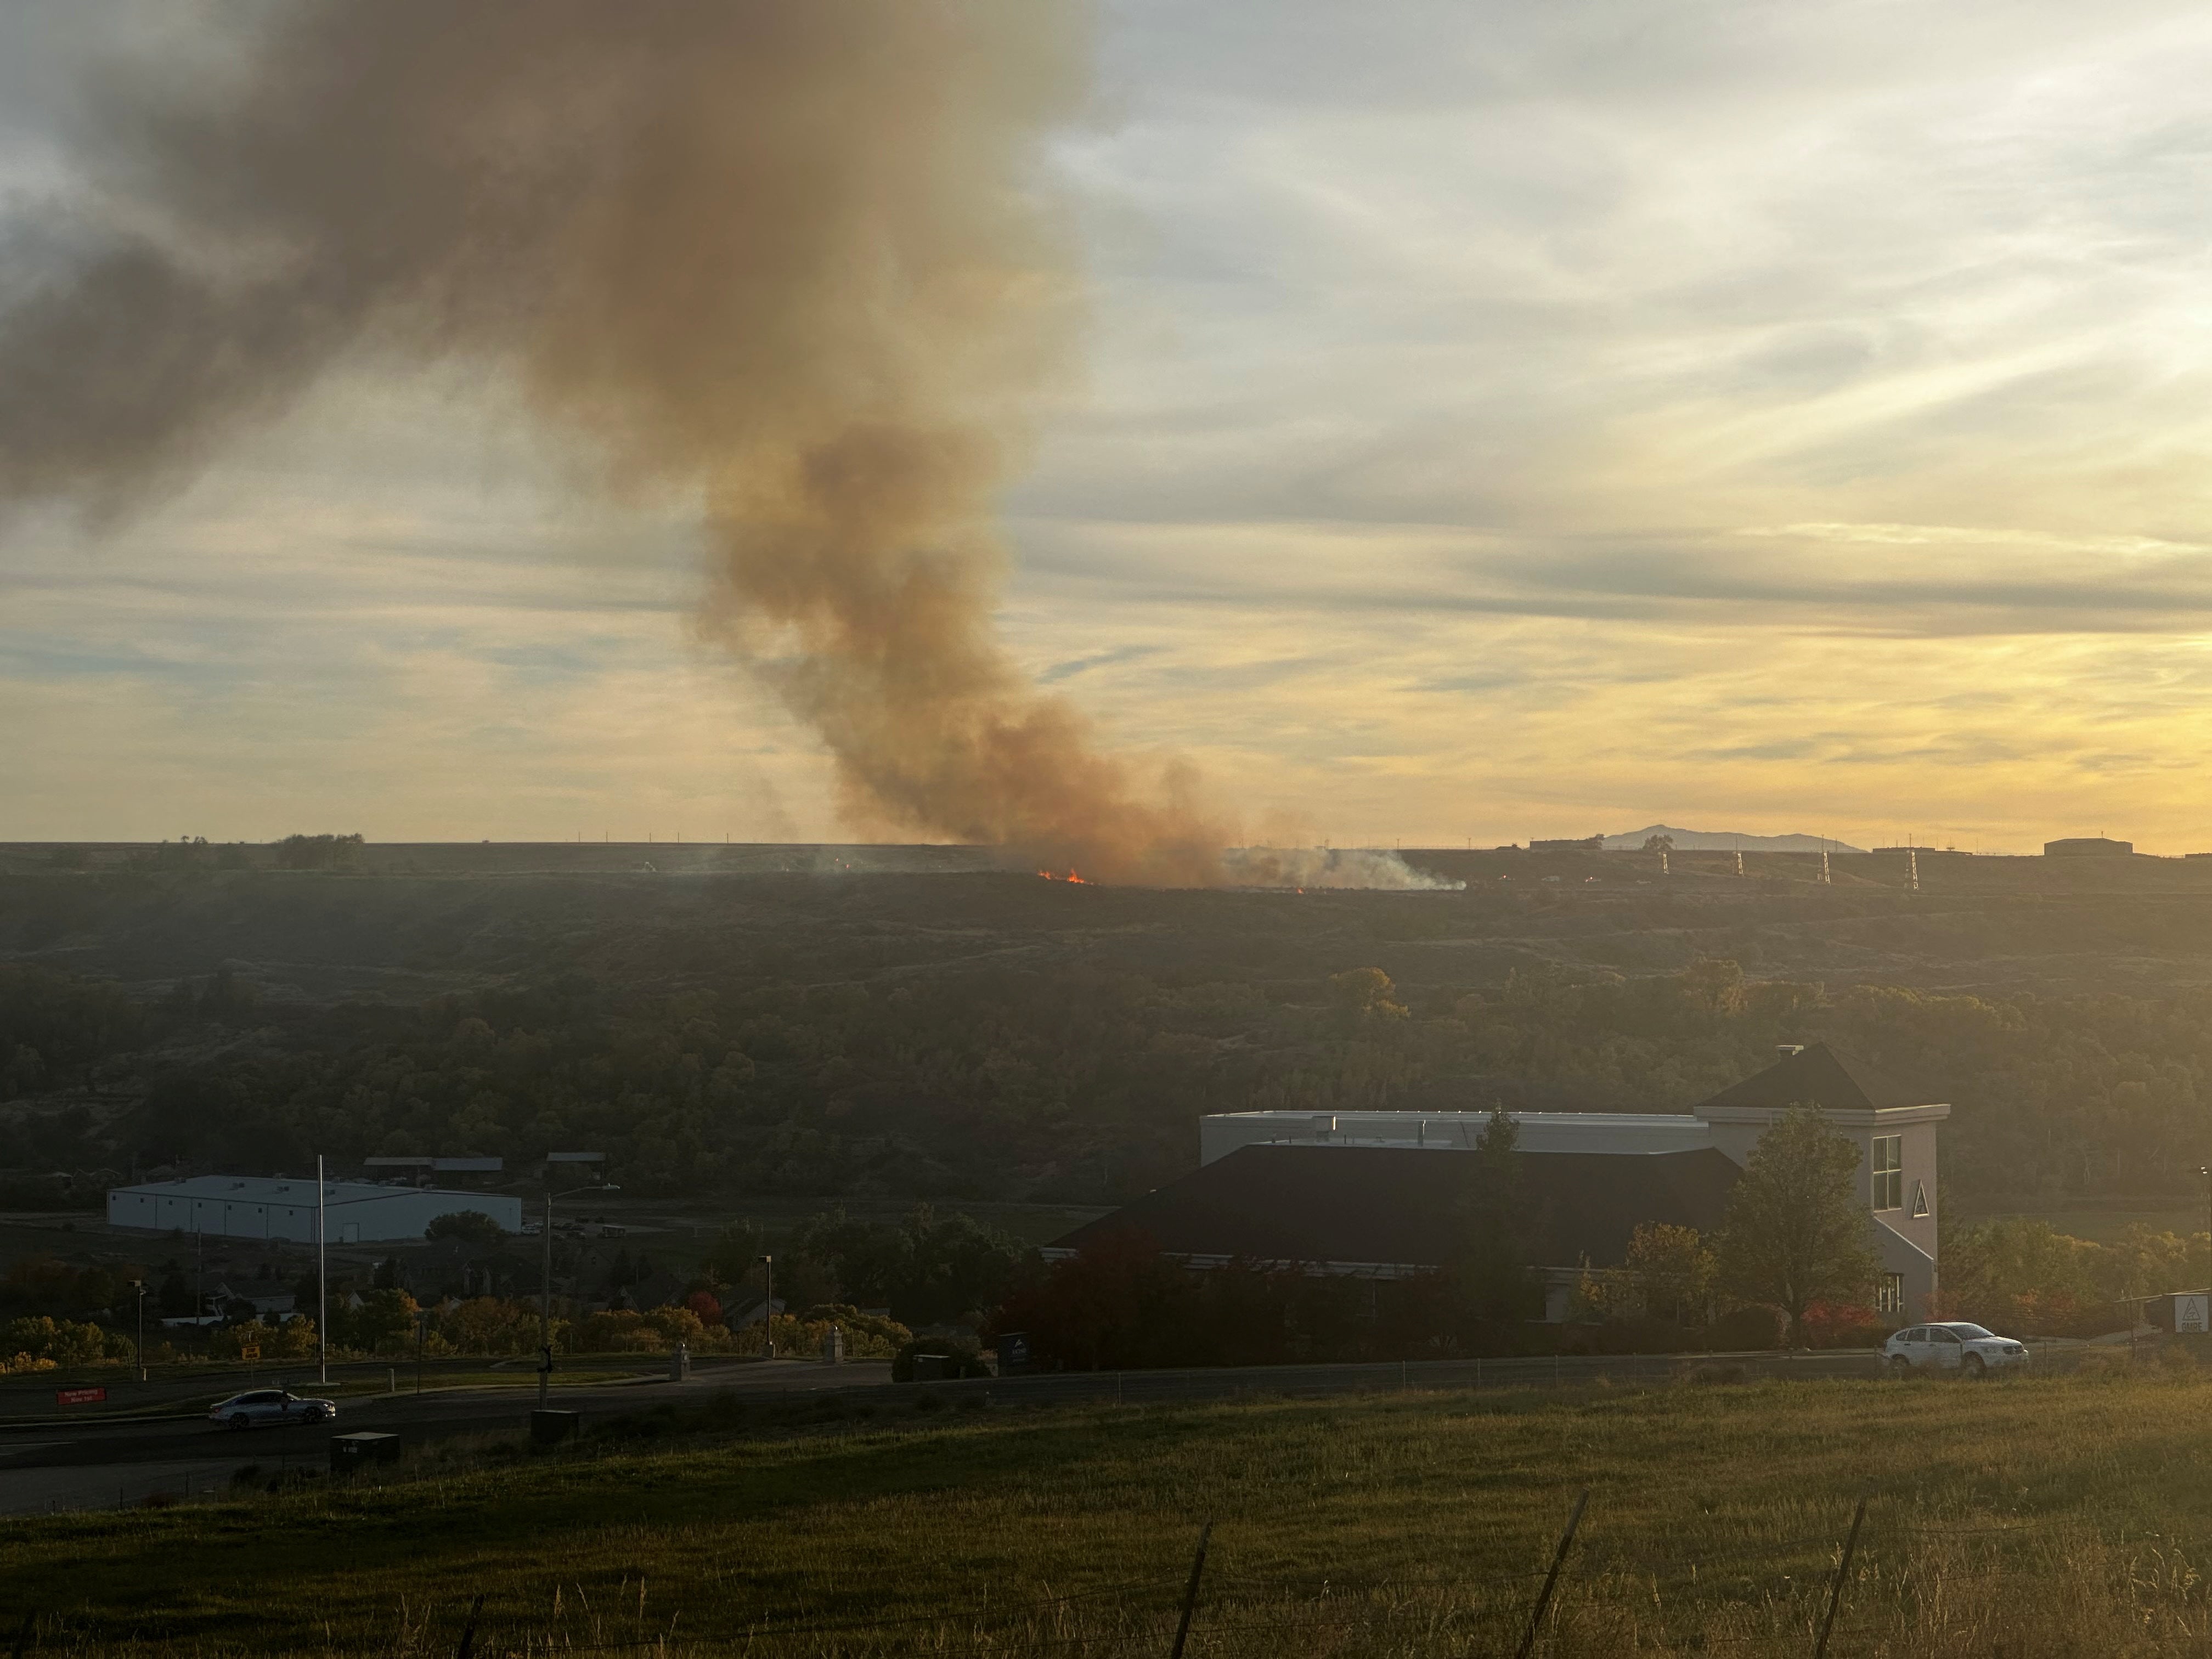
[10, 1, 2212, 851]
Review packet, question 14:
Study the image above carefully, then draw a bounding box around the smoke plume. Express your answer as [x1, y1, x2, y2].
[0, 2, 1446, 889]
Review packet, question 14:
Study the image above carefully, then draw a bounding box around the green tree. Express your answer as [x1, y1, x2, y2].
[1328, 967, 1408, 1023]
[424, 1209, 507, 1246]
[1626, 1222, 1716, 1325]
[1717, 1105, 1881, 1345]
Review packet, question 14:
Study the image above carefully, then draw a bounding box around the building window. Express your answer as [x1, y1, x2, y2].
[1910, 1180, 1929, 1218]
[1877, 1273, 1905, 1315]
[1871, 1135, 1903, 1211]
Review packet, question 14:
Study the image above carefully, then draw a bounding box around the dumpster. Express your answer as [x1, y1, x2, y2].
[531, 1409, 579, 1445]
[329, 1431, 401, 1474]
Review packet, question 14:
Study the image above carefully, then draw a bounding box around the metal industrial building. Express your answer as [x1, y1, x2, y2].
[105, 1176, 521, 1243]
[1058, 1042, 1948, 1322]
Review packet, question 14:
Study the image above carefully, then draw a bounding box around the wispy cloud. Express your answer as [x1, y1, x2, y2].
[9, 2, 2212, 850]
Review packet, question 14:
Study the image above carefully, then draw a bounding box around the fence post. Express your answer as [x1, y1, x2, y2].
[1169, 1521, 1214, 1659]
[1515, 1489, 1589, 1659]
[1814, 1497, 1867, 1659]
[455, 1593, 484, 1659]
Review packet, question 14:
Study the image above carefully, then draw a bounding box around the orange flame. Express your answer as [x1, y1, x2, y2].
[1037, 868, 1090, 884]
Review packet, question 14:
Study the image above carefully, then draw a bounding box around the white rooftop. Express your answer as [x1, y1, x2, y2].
[110, 1176, 476, 1204]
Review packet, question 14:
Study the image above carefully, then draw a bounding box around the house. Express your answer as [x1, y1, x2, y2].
[1050, 1042, 1946, 1321]
[720, 1288, 786, 1331]
[209, 1282, 296, 1319]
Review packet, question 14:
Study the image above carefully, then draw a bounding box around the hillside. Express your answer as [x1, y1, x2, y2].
[7, 1373, 2210, 1655]
[7, 847, 2212, 1206]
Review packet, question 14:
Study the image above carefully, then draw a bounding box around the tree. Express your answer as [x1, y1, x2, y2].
[1641, 834, 1674, 853]
[1717, 1105, 1881, 1345]
[273, 833, 364, 871]
[424, 1209, 506, 1246]
[1456, 1105, 1538, 1321]
[1328, 967, 1409, 1023]
[702, 1220, 768, 1286]
[1626, 1222, 1716, 1325]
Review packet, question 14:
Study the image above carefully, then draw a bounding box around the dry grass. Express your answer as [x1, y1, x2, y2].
[10, 1367, 2212, 1655]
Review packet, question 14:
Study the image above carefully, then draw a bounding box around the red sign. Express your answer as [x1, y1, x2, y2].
[55, 1386, 107, 1407]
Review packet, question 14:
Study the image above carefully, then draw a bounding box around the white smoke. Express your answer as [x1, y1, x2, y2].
[1221, 847, 1466, 891]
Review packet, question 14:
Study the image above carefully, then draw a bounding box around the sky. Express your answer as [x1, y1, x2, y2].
[5, 1, 2212, 853]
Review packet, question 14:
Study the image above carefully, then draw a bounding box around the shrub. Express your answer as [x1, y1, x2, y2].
[424, 1210, 506, 1246]
[1707, 1306, 1782, 1351]
[2, 1314, 109, 1370]
[1799, 1300, 1886, 1349]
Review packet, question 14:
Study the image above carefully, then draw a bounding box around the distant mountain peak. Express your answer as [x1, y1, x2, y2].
[1600, 824, 1866, 853]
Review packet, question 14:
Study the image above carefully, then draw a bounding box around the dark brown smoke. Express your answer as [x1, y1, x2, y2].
[0, 3, 1459, 889]
[0, 0, 1256, 883]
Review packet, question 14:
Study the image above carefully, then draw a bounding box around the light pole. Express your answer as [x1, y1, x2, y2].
[537, 1158, 616, 1409]
[129, 1279, 146, 1384]
[316, 1153, 328, 1385]
[759, 1254, 775, 1360]
[2198, 1166, 2211, 1300]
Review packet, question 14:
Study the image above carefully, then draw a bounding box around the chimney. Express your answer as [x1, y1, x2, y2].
[1776, 1045, 1805, 1059]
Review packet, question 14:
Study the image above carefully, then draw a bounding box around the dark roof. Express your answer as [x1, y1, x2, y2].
[1049, 1143, 1740, 1271]
[1694, 1041, 1933, 1112]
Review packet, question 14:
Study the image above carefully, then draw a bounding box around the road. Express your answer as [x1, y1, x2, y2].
[4, 1344, 2079, 1515]
[0, 1357, 890, 1514]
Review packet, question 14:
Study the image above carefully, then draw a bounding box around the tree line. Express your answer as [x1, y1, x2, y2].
[5, 953, 2212, 1209]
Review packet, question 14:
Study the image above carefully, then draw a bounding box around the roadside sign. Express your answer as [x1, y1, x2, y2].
[2179, 1295, 2208, 1334]
[238, 1345, 262, 1361]
[55, 1386, 107, 1406]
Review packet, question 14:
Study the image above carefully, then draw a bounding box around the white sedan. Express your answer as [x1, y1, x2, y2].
[1882, 1322, 2029, 1377]
[209, 1389, 338, 1430]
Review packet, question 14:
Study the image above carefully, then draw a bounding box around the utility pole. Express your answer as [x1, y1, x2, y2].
[131, 1279, 146, 1384]
[317, 1154, 328, 1385]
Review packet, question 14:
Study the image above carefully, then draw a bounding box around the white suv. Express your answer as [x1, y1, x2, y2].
[208, 1389, 338, 1430]
[1883, 1322, 2029, 1378]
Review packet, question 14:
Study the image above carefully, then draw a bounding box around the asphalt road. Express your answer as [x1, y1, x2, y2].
[0, 1357, 891, 1512]
[5, 1344, 2079, 1515]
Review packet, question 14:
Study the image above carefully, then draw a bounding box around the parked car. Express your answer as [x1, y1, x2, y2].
[1882, 1322, 2029, 1377]
[208, 1389, 338, 1430]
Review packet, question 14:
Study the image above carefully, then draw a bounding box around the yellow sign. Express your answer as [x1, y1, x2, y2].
[238, 1345, 261, 1361]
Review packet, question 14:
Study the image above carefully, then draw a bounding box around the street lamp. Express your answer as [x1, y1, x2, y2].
[537, 1156, 617, 1410]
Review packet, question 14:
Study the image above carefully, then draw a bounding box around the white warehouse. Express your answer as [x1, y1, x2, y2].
[106, 1176, 522, 1244]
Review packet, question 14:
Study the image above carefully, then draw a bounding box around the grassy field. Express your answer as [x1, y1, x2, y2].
[11, 1364, 2212, 1656]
